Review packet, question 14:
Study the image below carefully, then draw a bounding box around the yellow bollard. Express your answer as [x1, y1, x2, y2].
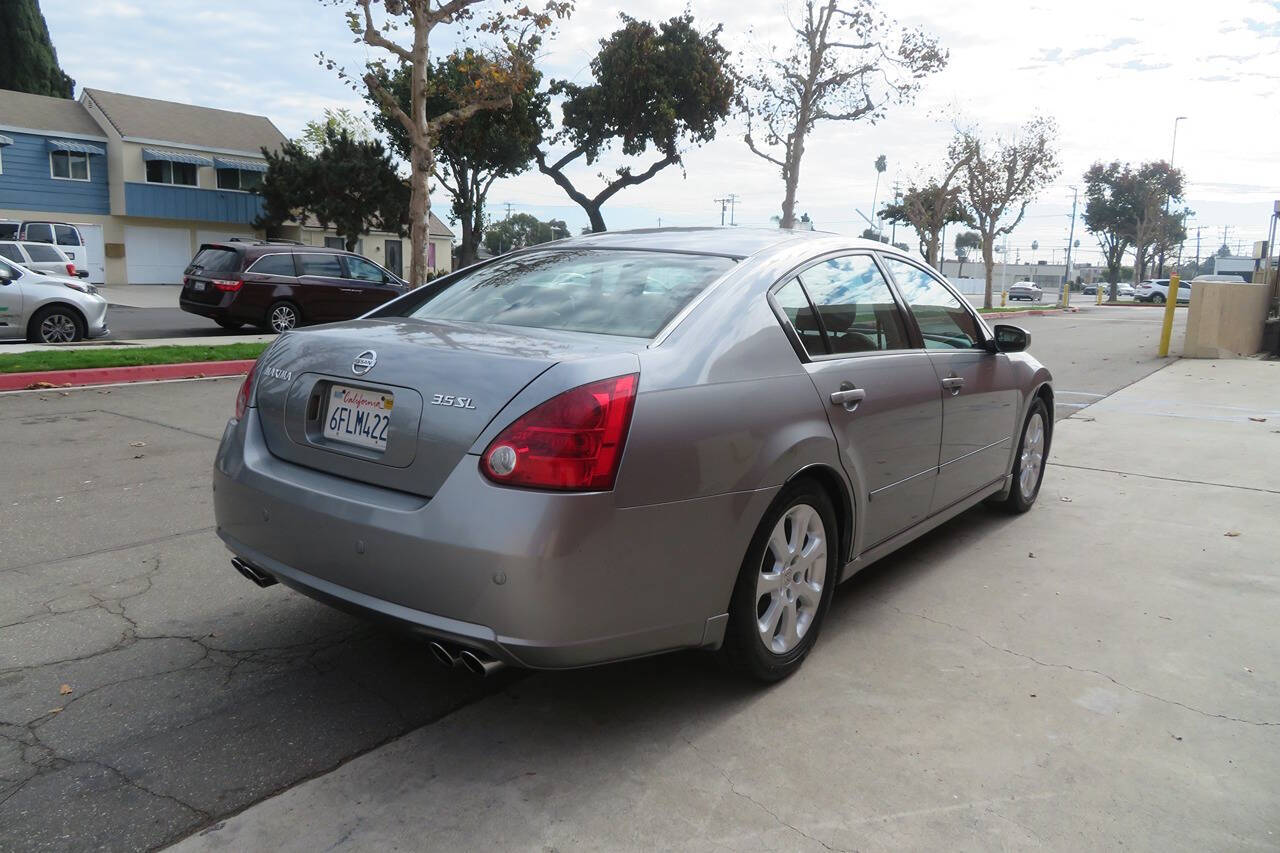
[1157, 272, 1180, 357]
[1096, 286, 1103, 305]
[1000, 288, 1007, 307]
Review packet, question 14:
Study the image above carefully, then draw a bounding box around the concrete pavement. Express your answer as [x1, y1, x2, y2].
[170, 357, 1280, 852]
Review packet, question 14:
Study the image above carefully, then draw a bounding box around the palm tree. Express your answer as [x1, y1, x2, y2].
[871, 155, 887, 229]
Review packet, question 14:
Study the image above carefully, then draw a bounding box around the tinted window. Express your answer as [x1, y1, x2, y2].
[54, 225, 80, 246]
[248, 254, 296, 276]
[297, 253, 344, 277]
[0, 224, 18, 240]
[24, 243, 62, 262]
[323, 236, 345, 250]
[0, 244, 22, 262]
[146, 161, 197, 186]
[774, 278, 824, 357]
[188, 247, 241, 274]
[394, 249, 734, 339]
[25, 223, 53, 243]
[799, 255, 909, 353]
[343, 256, 385, 283]
[882, 257, 983, 349]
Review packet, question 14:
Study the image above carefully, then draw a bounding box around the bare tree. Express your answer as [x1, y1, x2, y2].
[962, 118, 1061, 308]
[877, 133, 974, 266]
[320, 0, 569, 286]
[1127, 161, 1184, 288]
[738, 0, 946, 229]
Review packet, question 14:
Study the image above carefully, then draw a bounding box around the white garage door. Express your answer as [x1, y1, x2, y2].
[75, 224, 107, 285]
[125, 226, 192, 285]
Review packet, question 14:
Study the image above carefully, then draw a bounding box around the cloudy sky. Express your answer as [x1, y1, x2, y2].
[43, 0, 1280, 266]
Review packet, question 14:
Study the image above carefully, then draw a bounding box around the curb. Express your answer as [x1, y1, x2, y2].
[978, 307, 1067, 319]
[0, 359, 255, 392]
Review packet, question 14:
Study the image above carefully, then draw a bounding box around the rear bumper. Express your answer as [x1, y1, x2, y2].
[212, 410, 776, 669]
[180, 296, 232, 321]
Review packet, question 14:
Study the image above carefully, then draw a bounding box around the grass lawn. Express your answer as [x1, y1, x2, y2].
[0, 343, 267, 374]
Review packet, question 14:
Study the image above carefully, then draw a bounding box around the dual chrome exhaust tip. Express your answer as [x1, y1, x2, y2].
[428, 641, 505, 677]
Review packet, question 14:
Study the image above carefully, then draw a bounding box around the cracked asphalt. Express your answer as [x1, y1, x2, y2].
[0, 379, 503, 852]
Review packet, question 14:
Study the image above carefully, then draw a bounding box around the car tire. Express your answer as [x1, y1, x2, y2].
[1002, 398, 1050, 514]
[267, 301, 301, 333]
[1152, 293, 1165, 304]
[215, 319, 244, 331]
[27, 305, 86, 343]
[722, 479, 839, 682]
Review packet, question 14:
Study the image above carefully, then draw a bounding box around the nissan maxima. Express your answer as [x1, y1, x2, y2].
[214, 228, 1052, 681]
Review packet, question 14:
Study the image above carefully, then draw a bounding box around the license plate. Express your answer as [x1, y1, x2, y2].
[193, 281, 205, 292]
[323, 385, 394, 452]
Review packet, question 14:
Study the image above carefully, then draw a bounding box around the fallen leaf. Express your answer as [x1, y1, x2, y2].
[1244, 667, 1253, 673]
[1224, 531, 1241, 537]
[59, 684, 72, 695]
[1028, 552, 1036, 558]
[1059, 496, 1072, 502]
[1029, 693, 1037, 698]
[133, 454, 145, 459]
[129, 441, 146, 448]
[1170, 733, 1183, 742]
[48, 707, 63, 714]
[1248, 417, 1266, 423]
[26, 381, 57, 390]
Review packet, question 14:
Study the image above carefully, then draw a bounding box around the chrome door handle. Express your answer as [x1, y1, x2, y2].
[829, 385, 866, 410]
[941, 376, 964, 395]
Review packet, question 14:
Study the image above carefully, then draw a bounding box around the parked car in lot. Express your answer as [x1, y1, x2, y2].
[1007, 280, 1043, 301]
[179, 241, 408, 332]
[18, 221, 88, 268]
[0, 256, 108, 342]
[1082, 282, 1134, 298]
[0, 241, 83, 278]
[214, 228, 1054, 681]
[1134, 278, 1190, 304]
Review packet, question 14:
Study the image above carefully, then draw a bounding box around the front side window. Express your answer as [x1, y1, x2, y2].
[388, 249, 735, 339]
[881, 257, 983, 349]
[343, 256, 385, 283]
[146, 160, 197, 186]
[297, 253, 344, 277]
[24, 223, 53, 243]
[54, 225, 80, 246]
[797, 255, 910, 354]
[50, 151, 89, 181]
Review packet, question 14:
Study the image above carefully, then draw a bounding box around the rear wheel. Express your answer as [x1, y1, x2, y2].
[27, 305, 86, 343]
[1152, 293, 1166, 304]
[267, 301, 300, 333]
[1002, 399, 1049, 514]
[723, 480, 837, 681]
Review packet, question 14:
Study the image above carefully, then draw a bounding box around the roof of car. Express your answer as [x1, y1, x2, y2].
[200, 241, 371, 258]
[558, 227, 848, 259]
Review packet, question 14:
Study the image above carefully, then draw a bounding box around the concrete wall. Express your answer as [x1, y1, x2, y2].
[1184, 281, 1271, 358]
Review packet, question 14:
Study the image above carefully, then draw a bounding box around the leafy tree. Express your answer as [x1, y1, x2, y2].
[962, 118, 1061, 308]
[376, 50, 549, 267]
[0, 0, 75, 97]
[320, 0, 569, 285]
[1215, 242, 1231, 258]
[297, 108, 375, 154]
[256, 126, 408, 252]
[871, 154, 887, 227]
[954, 230, 980, 276]
[738, 0, 946, 229]
[1125, 161, 1184, 287]
[860, 227, 887, 243]
[536, 13, 734, 233]
[1082, 160, 1135, 296]
[878, 134, 973, 267]
[483, 213, 569, 254]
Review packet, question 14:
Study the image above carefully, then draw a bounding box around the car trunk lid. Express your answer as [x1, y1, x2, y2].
[253, 318, 641, 497]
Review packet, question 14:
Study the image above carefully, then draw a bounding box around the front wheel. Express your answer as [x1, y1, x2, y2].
[1152, 293, 1166, 304]
[722, 480, 838, 681]
[28, 305, 86, 343]
[1002, 399, 1050, 514]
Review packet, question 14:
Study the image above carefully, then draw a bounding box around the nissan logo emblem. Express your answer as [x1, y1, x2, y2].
[352, 350, 377, 375]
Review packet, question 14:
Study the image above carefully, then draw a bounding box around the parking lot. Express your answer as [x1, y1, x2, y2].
[3, 310, 1273, 852]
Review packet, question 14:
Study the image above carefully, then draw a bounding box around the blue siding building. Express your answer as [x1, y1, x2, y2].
[0, 131, 110, 216]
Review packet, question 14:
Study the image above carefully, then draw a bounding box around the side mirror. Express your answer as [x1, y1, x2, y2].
[991, 324, 1030, 353]
[0, 267, 13, 283]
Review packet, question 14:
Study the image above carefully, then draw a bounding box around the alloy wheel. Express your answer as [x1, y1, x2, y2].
[1019, 412, 1046, 500]
[270, 305, 298, 333]
[755, 503, 826, 654]
[40, 313, 79, 343]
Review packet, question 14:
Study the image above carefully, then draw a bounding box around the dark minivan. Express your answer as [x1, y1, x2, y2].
[179, 241, 408, 332]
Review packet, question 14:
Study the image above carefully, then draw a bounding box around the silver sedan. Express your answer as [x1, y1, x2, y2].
[0, 257, 108, 342]
[214, 229, 1052, 681]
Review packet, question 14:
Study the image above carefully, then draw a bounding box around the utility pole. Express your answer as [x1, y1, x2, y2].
[715, 194, 740, 226]
[1195, 226, 1201, 270]
[890, 182, 901, 245]
[727, 193, 739, 226]
[503, 202, 514, 220]
[1064, 186, 1078, 306]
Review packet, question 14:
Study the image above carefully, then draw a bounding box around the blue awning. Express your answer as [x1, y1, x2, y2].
[0, 134, 13, 146]
[48, 138, 105, 155]
[213, 156, 268, 173]
[142, 147, 214, 166]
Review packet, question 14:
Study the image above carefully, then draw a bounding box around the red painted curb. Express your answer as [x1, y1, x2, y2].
[0, 359, 256, 392]
[978, 308, 1066, 319]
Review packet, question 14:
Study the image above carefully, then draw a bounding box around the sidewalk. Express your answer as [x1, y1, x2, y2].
[0, 333, 273, 355]
[97, 283, 184, 309]
[172, 359, 1279, 853]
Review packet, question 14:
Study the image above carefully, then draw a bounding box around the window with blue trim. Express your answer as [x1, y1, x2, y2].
[50, 151, 90, 181]
[215, 168, 262, 190]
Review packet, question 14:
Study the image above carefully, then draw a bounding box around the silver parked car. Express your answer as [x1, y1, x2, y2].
[0, 257, 108, 342]
[0, 241, 82, 278]
[214, 230, 1053, 681]
[1006, 280, 1043, 302]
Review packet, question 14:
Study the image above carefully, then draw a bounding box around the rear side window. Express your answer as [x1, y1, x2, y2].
[54, 225, 80, 246]
[248, 253, 297, 276]
[393, 249, 735, 339]
[0, 244, 22, 262]
[24, 243, 62, 262]
[24, 223, 53, 243]
[188, 247, 242, 274]
[0, 224, 17, 240]
[297, 253, 344, 277]
[774, 279, 825, 358]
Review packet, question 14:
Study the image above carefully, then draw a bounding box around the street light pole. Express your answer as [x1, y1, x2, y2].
[1064, 186, 1078, 306]
[1158, 116, 1188, 277]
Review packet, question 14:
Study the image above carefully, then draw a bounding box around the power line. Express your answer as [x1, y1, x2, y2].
[714, 194, 740, 226]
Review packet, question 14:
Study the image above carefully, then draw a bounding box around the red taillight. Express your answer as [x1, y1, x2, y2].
[234, 361, 257, 420]
[66, 263, 77, 276]
[213, 278, 243, 292]
[481, 373, 638, 491]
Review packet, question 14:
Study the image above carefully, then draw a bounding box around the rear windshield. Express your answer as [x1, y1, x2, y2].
[388, 249, 734, 338]
[24, 243, 62, 262]
[188, 247, 241, 274]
